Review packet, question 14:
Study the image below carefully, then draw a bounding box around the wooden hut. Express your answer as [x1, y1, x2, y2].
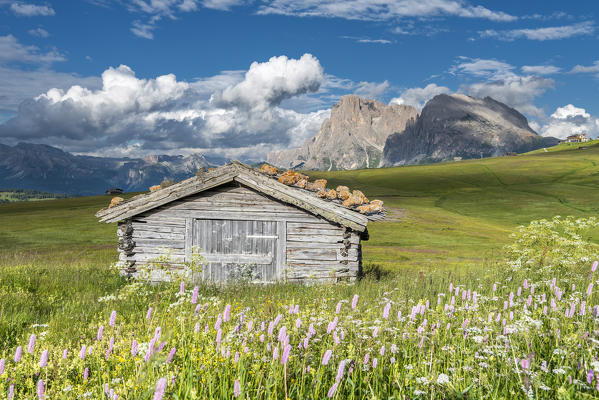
[96, 161, 375, 283]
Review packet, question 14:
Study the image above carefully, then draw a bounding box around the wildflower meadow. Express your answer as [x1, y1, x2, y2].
[1, 216, 599, 399]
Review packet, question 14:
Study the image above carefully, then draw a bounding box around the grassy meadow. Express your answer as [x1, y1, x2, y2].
[0, 144, 598, 398]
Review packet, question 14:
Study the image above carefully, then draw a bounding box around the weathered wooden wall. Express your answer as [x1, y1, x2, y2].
[117, 182, 362, 282]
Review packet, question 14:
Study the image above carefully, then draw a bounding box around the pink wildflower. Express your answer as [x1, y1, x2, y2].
[14, 346, 22, 363]
[281, 344, 291, 365]
[40, 350, 48, 367]
[153, 378, 167, 400]
[37, 380, 44, 399]
[327, 382, 338, 398]
[322, 349, 333, 365]
[27, 334, 36, 354]
[223, 304, 231, 322]
[336, 360, 346, 382]
[383, 302, 391, 319]
[351, 294, 358, 309]
[166, 347, 176, 363]
[234, 379, 241, 398]
[109, 310, 117, 327]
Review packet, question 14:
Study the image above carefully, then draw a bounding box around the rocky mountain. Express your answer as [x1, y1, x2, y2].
[0, 143, 211, 195]
[383, 94, 559, 165]
[267, 95, 419, 170]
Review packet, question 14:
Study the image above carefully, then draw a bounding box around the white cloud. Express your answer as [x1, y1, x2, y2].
[452, 57, 553, 118]
[108, 0, 244, 38]
[538, 104, 599, 139]
[480, 21, 594, 41]
[353, 80, 390, 99]
[0, 34, 65, 64]
[451, 58, 513, 77]
[571, 60, 599, 77]
[340, 36, 392, 44]
[550, 104, 589, 120]
[0, 66, 100, 114]
[28, 28, 49, 38]
[258, 0, 516, 22]
[212, 54, 324, 111]
[521, 65, 560, 75]
[131, 20, 156, 39]
[390, 83, 450, 110]
[201, 0, 243, 11]
[10, 2, 55, 16]
[0, 54, 331, 159]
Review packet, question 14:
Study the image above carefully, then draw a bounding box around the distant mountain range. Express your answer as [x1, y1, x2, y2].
[268, 94, 559, 170]
[0, 143, 212, 195]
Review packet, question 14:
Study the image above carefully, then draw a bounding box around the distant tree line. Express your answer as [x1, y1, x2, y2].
[0, 189, 69, 203]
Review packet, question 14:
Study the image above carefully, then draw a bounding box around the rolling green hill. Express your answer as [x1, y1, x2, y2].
[1, 144, 598, 273]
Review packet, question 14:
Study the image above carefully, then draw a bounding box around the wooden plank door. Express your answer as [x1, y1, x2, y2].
[189, 219, 283, 283]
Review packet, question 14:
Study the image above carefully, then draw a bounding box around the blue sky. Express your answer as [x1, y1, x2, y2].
[0, 0, 598, 160]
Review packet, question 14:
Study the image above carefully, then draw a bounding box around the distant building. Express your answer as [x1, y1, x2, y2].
[565, 134, 589, 143]
[106, 188, 124, 195]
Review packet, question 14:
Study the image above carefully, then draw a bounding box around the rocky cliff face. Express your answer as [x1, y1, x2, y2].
[267, 95, 419, 170]
[383, 94, 559, 165]
[0, 143, 210, 195]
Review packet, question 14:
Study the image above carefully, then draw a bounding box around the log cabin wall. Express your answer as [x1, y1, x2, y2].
[117, 182, 362, 283]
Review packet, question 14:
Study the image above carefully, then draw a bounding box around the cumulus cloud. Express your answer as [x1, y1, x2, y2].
[452, 57, 553, 118]
[479, 21, 595, 41]
[211, 54, 324, 111]
[10, 2, 55, 16]
[257, 0, 516, 22]
[389, 83, 450, 110]
[0, 54, 331, 159]
[538, 104, 599, 139]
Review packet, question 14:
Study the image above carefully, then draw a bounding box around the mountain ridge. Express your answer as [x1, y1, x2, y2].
[0, 142, 211, 195]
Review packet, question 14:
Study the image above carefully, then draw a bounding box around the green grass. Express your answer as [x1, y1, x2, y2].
[308, 144, 599, 270]
[1, 148, 599, 398]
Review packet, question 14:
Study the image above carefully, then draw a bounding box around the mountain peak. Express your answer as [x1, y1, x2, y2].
[383, 94, 556, 165]
[267, 95, 419, 170]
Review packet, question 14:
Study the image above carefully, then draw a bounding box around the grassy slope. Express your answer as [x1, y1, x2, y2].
[309, 143, 599, 271]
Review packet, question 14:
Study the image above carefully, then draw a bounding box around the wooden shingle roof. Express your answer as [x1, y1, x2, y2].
[95, 161, 370, 232]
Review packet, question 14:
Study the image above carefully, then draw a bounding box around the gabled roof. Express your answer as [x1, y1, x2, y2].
[96, 161, 370, 232]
